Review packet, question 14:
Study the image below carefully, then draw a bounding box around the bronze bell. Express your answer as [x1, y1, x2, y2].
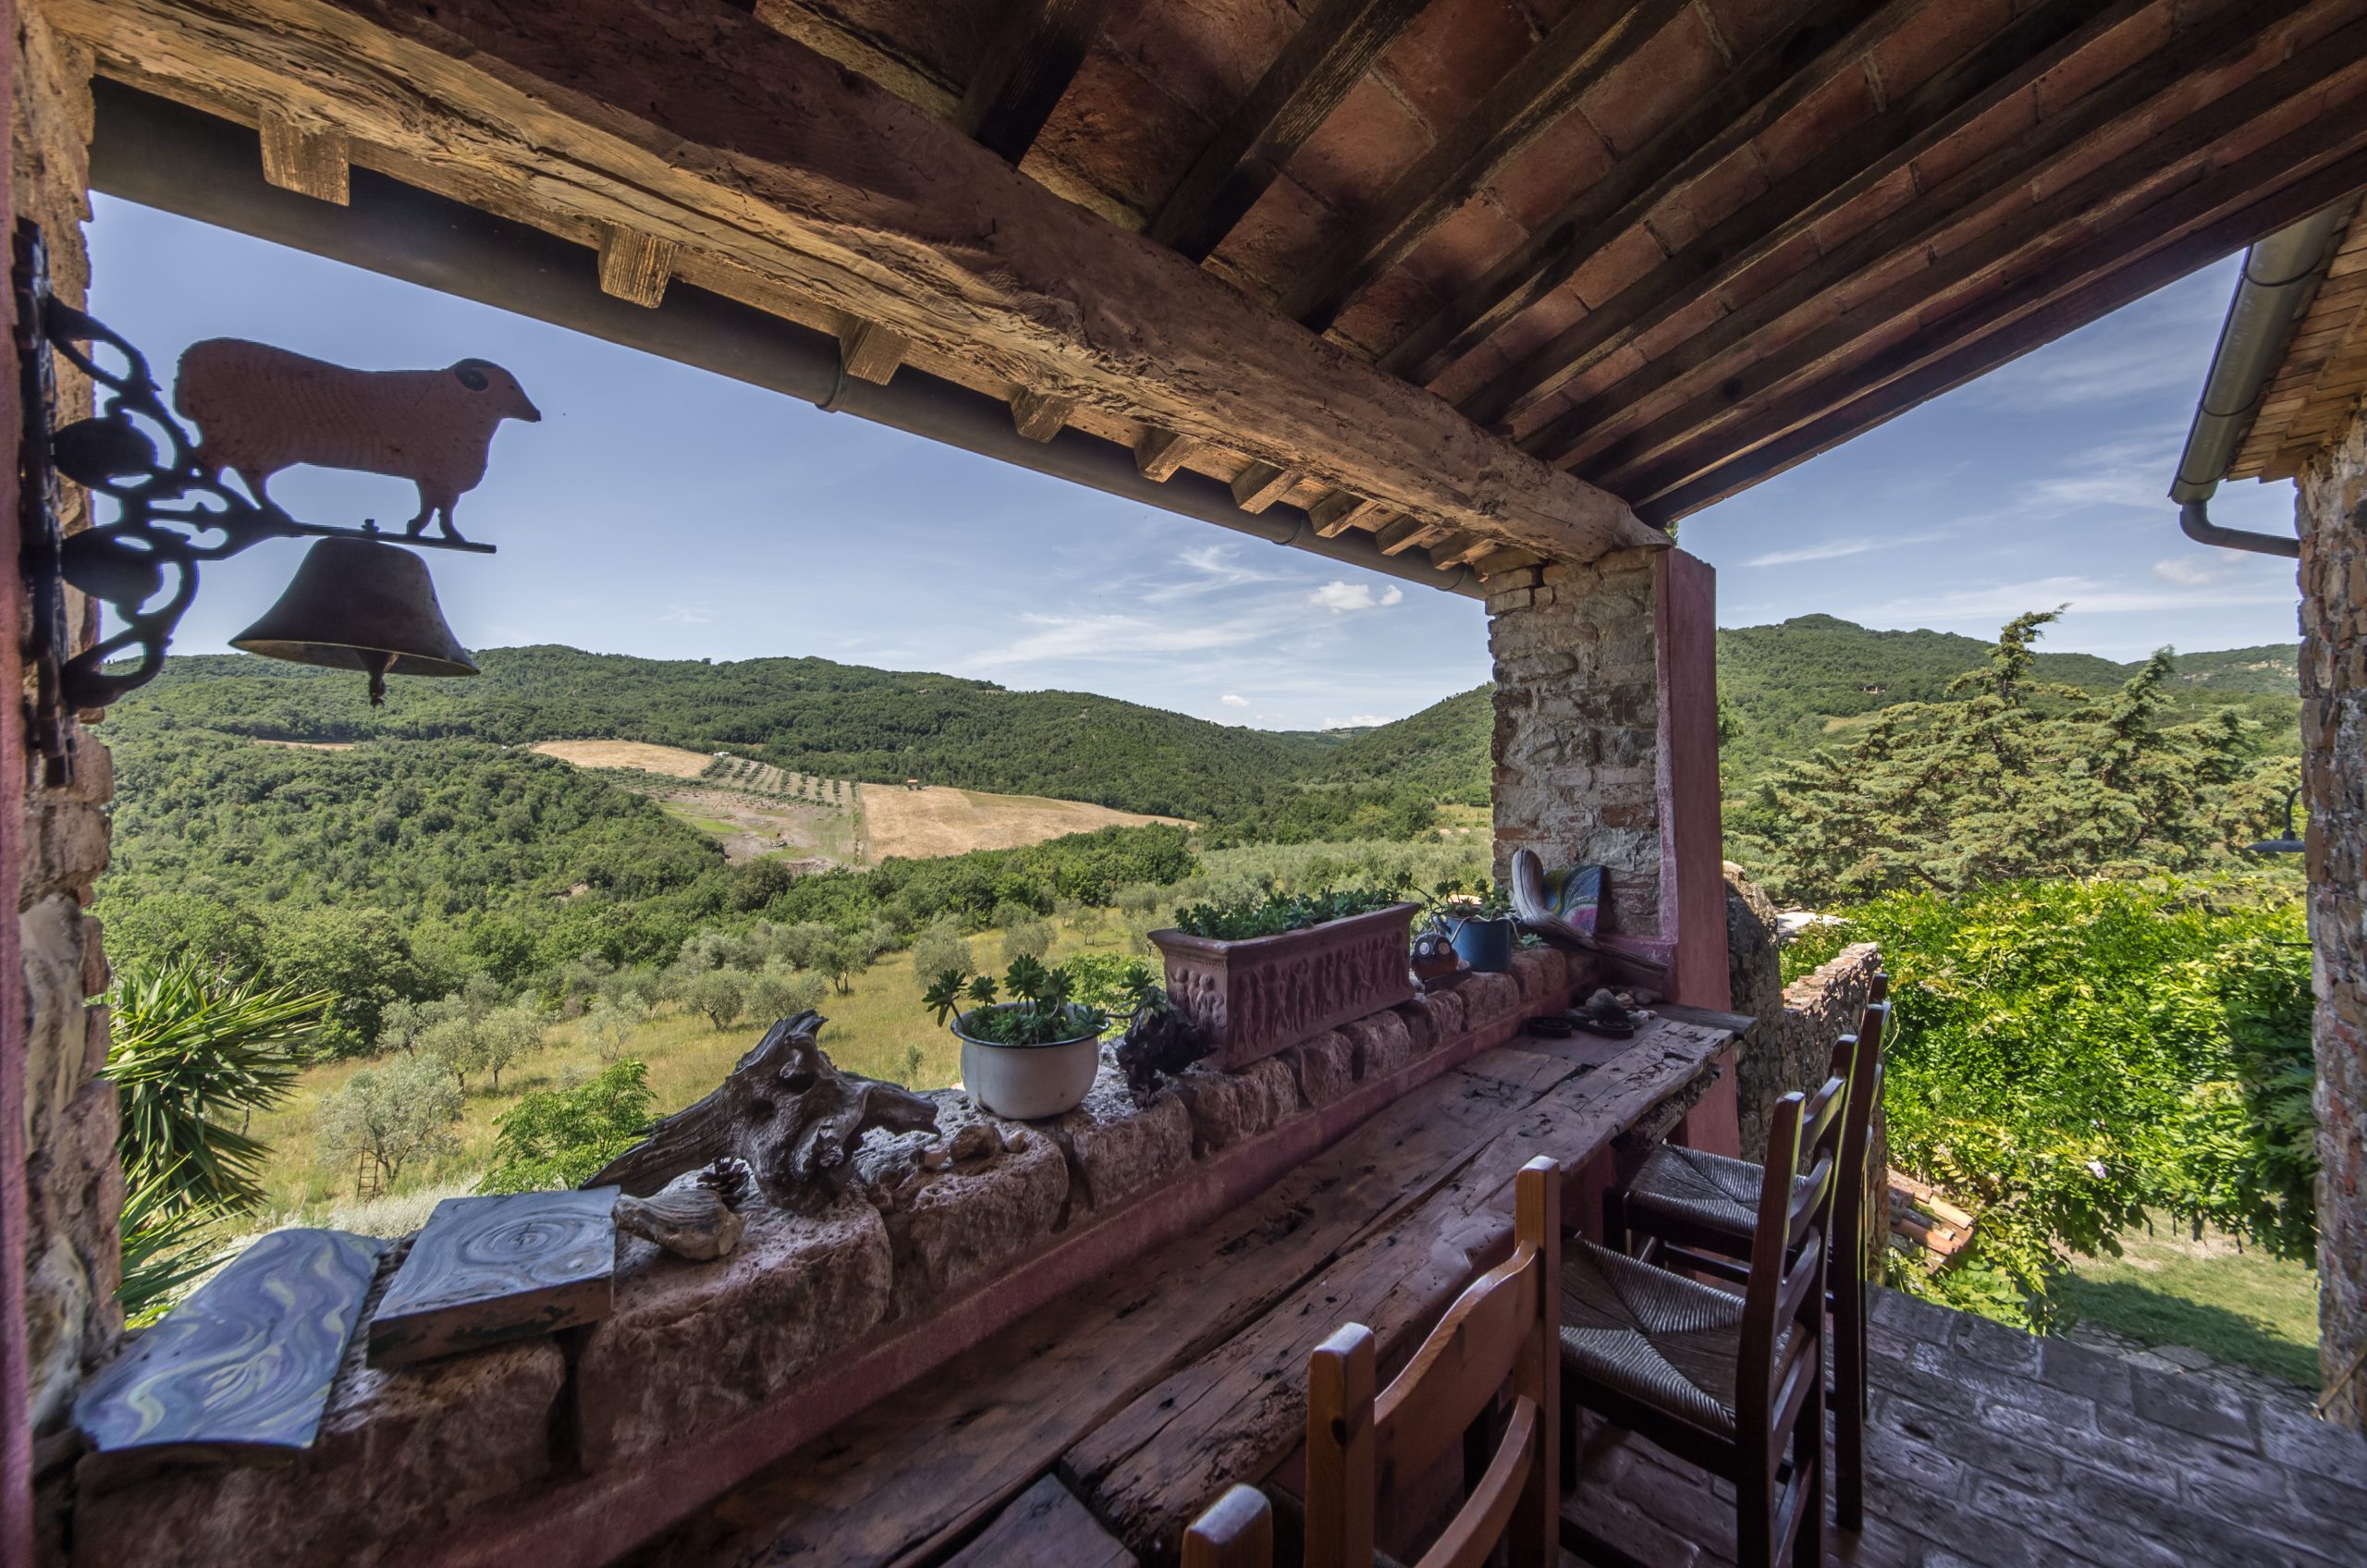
[232, 536, 479, 705]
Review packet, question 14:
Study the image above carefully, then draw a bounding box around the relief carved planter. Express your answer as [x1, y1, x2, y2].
[1149, 903, 1418, 1072]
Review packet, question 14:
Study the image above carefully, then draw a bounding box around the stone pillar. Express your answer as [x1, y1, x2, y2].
[2300, 410, 2367, 1430]
[7, 6, 117, 1537]
[1487, 548, 1663, 937]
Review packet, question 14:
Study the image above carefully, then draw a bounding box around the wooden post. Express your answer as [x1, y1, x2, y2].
[1655, 548, 1738, 1158]
[1304, 1324, 1376, 1568]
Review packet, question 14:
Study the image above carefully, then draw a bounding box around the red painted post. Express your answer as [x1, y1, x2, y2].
[1653, 548, 1738, 1158]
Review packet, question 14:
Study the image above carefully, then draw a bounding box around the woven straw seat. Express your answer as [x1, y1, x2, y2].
[1624, 1144, 1767, 1238]
[1559, 1239, 1789, 1439]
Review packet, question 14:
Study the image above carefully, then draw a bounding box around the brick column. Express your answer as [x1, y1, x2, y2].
[2300, 411, 2367, 1430]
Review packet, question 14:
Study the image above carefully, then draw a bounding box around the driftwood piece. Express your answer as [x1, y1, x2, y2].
[588, 1012, 939, 1211]
[75, 1228, 384, 1464]
[616, 1182, 747, 1262]
[369, 1188, 618, 1367]
[1112, 1004, 1208, 1098]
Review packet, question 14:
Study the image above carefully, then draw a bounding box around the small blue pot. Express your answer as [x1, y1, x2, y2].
[1449, 916, 1516, 974]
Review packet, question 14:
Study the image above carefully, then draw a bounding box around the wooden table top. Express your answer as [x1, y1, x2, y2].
[635, 1015, 1734, 1568]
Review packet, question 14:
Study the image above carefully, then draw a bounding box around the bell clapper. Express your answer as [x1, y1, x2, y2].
[363, 649, 396, 707]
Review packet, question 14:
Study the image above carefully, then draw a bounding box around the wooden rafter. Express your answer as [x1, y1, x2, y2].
[1634, 123, 2367, 521]
[1378, 0, 1919, 386]
[60, 0, 1657, 566]
[1280, 0, 1693, 331]
[955, 0, 1122, 165]
[1458, 0, 2153, 432]
[1148, 0, 1430, 263]
[1539, 0, 2328, 476]
[1228, 460, 1297, 512]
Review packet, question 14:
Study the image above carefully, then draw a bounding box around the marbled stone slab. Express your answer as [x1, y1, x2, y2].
[74, 1227, 385, 1463]
[368, 1188, 618, 1367]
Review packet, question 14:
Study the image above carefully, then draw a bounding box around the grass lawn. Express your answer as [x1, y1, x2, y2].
[242, 914, 1140, 1235]
[2056, 1218, 2320, 1389]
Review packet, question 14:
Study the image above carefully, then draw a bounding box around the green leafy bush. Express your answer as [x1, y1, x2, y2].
[481, 1060, 657, 1193]
[1171, 886, 1405, 941]
[315, 1056, 464, 1198]
[1788, 879, 2313, 1322]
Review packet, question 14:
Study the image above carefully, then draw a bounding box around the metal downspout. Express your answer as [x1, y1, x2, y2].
[2167, 206, 2353, 558]
[85, 81, 1484, 600]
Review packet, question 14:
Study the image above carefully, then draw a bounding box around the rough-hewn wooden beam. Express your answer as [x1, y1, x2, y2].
[1537, 0, 2329, 474]
[1635, 129, 2367, 522]
[1281, 0, 1692, 331]
[1134, 427, 1204, 481]
[1377, 0, 1916, 386]
[955, 0, 1122, 165]
[1459, 0, 2152, 431]
[838, 318, 909, 385]
[1374, 515, 1444, 555]
[1010, 386, 1072, 441]
[1428, 533, 1493, 568]
[1147, 0, 1429, 263]
[60, 0, 1656, 564]
[257, 108, 348, 202]
[595, 222, 677, 307]
[1228, 460, 1296, 512]
[1471, 545, 1542, 579]
[1308, 490, 1383, 536]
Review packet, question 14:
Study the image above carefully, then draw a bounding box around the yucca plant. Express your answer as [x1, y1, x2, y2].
[117, 1158, 229, 1325]
[103, 958, 330, 1216]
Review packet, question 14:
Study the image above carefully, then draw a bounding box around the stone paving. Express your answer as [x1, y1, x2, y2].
[1563, 1288, 2367, 1567]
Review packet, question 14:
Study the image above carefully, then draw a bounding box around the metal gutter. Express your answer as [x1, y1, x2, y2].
[2168, 203, 2354, 557]
[87, 80, 1483, 599]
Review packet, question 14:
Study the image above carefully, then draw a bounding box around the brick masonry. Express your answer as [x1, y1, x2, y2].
[1486, 548, 1662, 937]
[2300, 408, 2367, 1429]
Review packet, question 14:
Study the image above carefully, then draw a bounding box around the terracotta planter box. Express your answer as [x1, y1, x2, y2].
[1149, 902, 1418, 1072]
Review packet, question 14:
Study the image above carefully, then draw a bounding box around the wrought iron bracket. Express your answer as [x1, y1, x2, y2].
[13, 220, 494, 777]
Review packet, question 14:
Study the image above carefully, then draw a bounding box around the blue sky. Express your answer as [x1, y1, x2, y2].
[88, 195, 2302, 730]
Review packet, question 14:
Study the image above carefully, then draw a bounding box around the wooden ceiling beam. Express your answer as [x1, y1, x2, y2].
[1379, 0, 1919, 386]
[1228, 460, 1298, 512]
[1632, 125, 2367, 522]
[1279, 0, 1694, 332]
[1308, 490, 1385, 535]
[595, 223, 677, 308]
[60, 0, 1659, 565]
[1375, 515, 1448, 554]
[1010, 386, 1073, 441]
[1148, 0, 1431, 263]
[1459, 0, 2152, 431]
[257, 109, 349, 203]
[1541, 0, 2331, 477]
[838, 317, 909, 384]
[1134, 427, 1205, 481]
[955, 0, 1123, 165]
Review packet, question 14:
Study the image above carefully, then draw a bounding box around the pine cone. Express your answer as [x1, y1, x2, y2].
[697, 1156, 753, 1208]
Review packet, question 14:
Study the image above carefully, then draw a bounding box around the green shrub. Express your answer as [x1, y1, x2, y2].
[481, 1060, 657, 1194]
[1171, 886, 1405, 941]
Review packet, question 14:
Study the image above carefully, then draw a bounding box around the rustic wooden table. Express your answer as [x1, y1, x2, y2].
[636, 1015, 1735, 1568]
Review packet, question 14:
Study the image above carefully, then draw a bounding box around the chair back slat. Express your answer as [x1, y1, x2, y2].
[1410, 1398, 1541, 1568]
[1184, 1485, 1275, 1568]
[1738, 1092, 1836, 1432]
[1305, 1158, 1562, 1568]
[1834, 999, 1892, 1264]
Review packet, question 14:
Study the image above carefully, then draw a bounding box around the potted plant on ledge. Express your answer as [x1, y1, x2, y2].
[926, 956, 1108, 1120]
[1422, 878, 1519, 974]
[1149, 887, 1417, 1071]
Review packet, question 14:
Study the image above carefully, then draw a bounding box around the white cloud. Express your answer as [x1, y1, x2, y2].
[657, 604, 717, 625]
[2015, 436, 2179, 513]
[1325, 715, 1391, 729]
[959, 611, 1275, 670]
[1867, 573, 2295, 624]
[2153, 555, 2229, 587]
[1220, 693, 1250, 707]
[1308, 581, 1404, 612]
[1144, 545, 1283, 600]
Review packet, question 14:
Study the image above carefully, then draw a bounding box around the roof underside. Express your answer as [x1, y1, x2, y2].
[61, 0, 2367, 582]
[2231, 203, 2367, 483]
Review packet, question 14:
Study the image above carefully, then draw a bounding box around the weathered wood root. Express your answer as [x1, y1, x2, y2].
[587, 1012, 939, 1213]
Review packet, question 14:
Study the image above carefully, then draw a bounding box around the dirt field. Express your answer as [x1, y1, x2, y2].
[862, 785, 1180, 860]
[529, 739, 717, 777]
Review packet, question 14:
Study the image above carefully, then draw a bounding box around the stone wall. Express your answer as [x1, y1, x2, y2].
[10, 5, 117, 1461]
[2300, 407, 2367, 1430]
[72, 950, 1588, 1566]
[1485, 549, 1662, 937]
[1738, 942, 1883, 1166]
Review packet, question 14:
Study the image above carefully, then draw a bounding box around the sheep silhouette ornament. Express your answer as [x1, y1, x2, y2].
[174, 338, 541, 542]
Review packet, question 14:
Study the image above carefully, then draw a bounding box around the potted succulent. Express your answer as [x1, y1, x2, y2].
[925, 956, 1108, 1120]
[1422, 878, 1518, 974]
[1149, 887, 1417, 1071]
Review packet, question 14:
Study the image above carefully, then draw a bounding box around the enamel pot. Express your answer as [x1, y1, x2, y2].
[1448, 915, 1517, 974]
[950, 1005, 1103, 1120]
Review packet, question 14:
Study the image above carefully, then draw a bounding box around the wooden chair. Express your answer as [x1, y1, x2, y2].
[1562, 1084, 1842, 1568]
[1303, 1157, 1563, 1568]
[1184, 1485, 1275, 1567]
[1601, 986, 1891, 1529]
